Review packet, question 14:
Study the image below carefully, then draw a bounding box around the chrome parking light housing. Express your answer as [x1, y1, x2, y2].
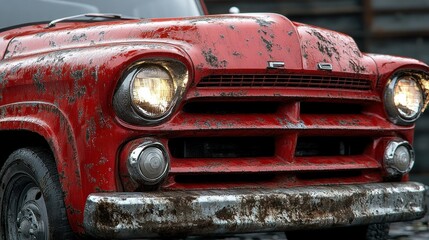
[127, 140, 170, 185]
[383, 140, 415, 176]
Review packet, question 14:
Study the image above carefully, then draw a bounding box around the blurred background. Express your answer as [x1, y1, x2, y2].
[205, 0, 429, 185]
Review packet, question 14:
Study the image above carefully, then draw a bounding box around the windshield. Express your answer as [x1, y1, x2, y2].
[0, 0, 203, 29]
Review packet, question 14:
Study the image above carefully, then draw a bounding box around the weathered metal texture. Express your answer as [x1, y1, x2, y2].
[296, 23, 375, 75]
[2, 13, 378, 76]
[0, 38, 192, 233]
[0, 12, 428, 235]
[84, 182, 427, 238]
[368, 54, 428, 88]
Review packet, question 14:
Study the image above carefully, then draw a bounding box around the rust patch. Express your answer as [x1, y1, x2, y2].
[317, 42, 339, 58]
[66, 205, 82, 215]
[260, 36, 273, 52]
[0, 108, 6, 118]
[68, 69, 87, 103]
[9, 39, 26, 57]
[255, 18, 274, 27]
[195, 63, 204, 71]
[168, 195, 197, 216]
[257, 195, 288, 223]
[35, 32, 47, 38]
[91, 66, 99, 82]
[85, 163, 97, 183]
[98, 31, 106, 42]
[32, 69, 46, 92]
[134, 195, 216, 236]
[339, 119, 360, 126]
[10, 63, 22, 74]
[96, 107, 112, 129]
[202, 49, 227, 68]
[71, 70, 84, 81]
[94, 200, 133, 228]
[86, 118, 96, 145]
[215, 206, 235, 221]
[309, 30, 331, 44]
[71, 33, 88, 42]
[349, 60, 366, 73]
[0, 70, 7, 86]
[49, 40, 56, 48]
[219, 90, 247, 97]
[99, 157, 108, 165]
[258, 29, 268, 35]
[78, 109, 84, 123]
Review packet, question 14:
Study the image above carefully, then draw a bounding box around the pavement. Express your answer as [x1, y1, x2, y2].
[389, 218, 429, 240]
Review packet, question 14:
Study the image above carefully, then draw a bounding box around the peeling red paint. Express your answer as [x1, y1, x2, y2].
[0, 9, 427, 238]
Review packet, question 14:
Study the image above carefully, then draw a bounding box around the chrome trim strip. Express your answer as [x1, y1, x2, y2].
[317, 62, 333, 71]
[267, 61, 285, 69]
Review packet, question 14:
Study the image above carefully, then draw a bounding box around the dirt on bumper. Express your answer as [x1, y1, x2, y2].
[83, 182, 427, 239]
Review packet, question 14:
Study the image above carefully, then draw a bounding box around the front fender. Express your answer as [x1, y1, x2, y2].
[0, 102, 83, 232]
[0, 42, 193, 234]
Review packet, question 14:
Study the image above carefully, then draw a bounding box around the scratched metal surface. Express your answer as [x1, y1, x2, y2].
[161, 219, 429, 240]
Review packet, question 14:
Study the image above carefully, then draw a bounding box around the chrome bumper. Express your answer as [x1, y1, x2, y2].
[83, 182, 427, 238]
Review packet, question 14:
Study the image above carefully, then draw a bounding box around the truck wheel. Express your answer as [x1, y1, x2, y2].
[286, 223, 390, 240]
[0, 148, 74, 239]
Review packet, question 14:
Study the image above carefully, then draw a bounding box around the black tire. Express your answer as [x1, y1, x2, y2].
[0, 148, 74, 239]
[286, 223, 390, 240]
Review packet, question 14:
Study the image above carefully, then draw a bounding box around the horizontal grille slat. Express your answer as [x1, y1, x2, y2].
[169, 137, 275, 158]
[295, 137, 370, 157]
[198, 74, 372, 90]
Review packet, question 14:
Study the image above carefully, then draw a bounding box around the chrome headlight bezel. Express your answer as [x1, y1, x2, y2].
[384, 72, 425, 125]
[113, 59, 189, 125]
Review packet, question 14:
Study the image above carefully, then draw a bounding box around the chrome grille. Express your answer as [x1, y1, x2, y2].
[198, 74, 372, 90]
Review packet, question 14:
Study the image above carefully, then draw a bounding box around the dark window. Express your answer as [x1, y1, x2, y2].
[0, 0, 203, 29]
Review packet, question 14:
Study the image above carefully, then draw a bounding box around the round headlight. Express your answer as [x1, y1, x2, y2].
[131, 65, 175, 119]
[393, 77, 423, 119]
[385, 74, 424, 125]
[113, 59, 189, 125]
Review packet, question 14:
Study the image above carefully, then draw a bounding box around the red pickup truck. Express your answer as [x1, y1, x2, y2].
[0, 0, 427, 239]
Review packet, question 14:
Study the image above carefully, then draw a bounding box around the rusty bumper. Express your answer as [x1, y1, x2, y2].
[83, 182, 427, 238]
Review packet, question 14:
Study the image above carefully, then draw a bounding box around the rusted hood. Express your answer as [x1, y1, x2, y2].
[3, 13, 376, 76]
[295, 22, 375, 75]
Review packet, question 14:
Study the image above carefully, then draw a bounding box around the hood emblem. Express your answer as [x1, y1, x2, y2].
[318, 62, 333, 71]
[267, 61, 285, 69]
